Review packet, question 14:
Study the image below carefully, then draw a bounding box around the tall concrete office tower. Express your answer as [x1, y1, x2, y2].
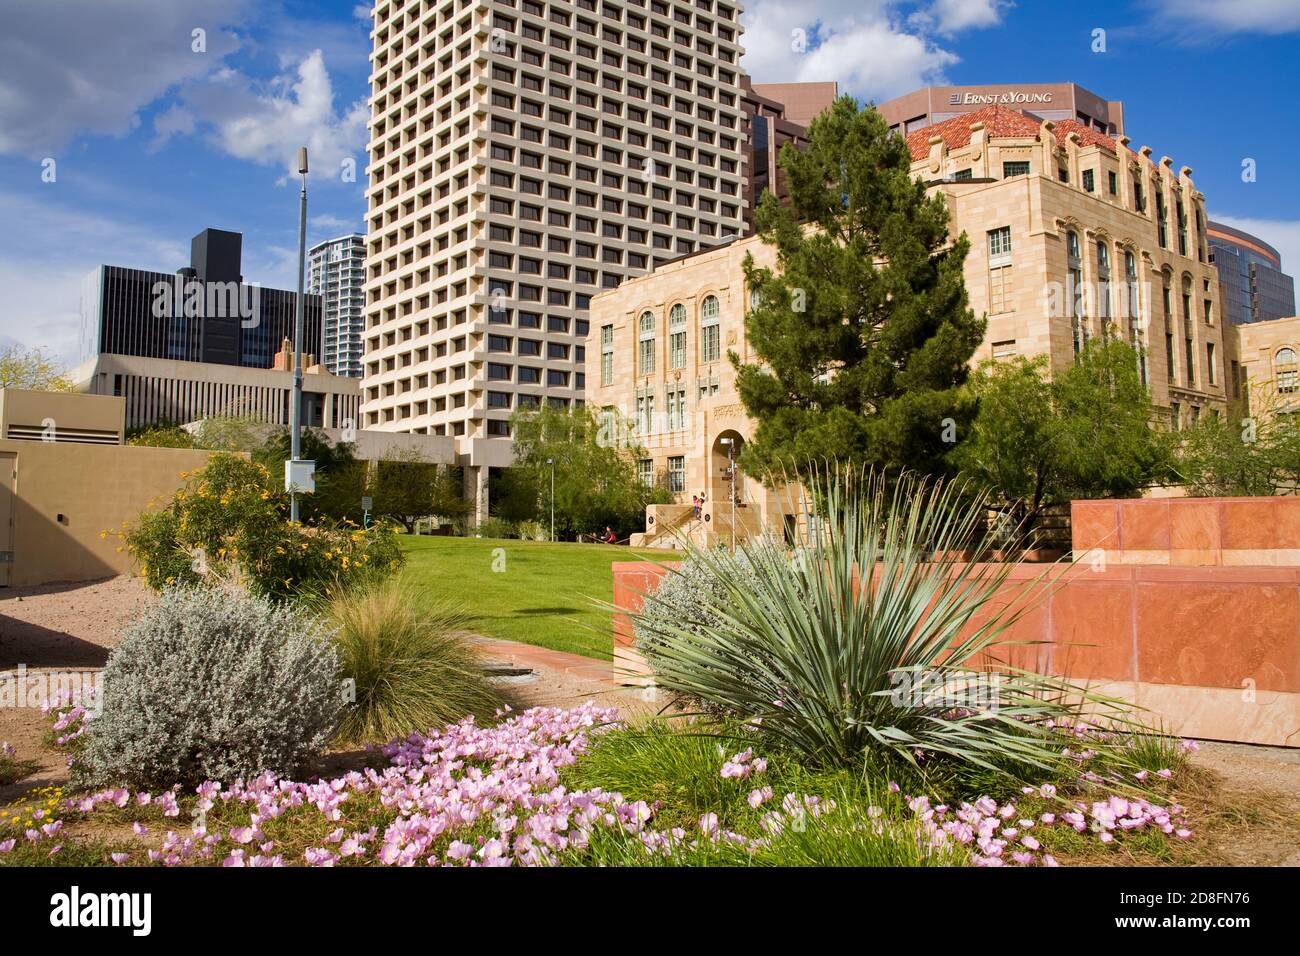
[360, 0, 750, 502]
[309, 233, 367, 378]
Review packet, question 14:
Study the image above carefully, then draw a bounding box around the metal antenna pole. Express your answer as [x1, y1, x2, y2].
[290, 147, 308, 523]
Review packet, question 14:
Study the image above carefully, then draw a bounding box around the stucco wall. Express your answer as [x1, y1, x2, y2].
[0, 440, 220, 587]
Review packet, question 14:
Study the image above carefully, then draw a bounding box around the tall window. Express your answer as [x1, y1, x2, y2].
[1082, 169, 1095, 193]
[635, 393, 655, 436]
[1156, 191, 1168, 249]
[988, 227, 1012, 315]
[668, 303, 686, 369]
[667, 456, 685, 493]
[1176, 199, 1188, 257]
[1182, 277, 1194, 386]
[1125, 252, 1146, 386]
[1163, 276, 1175, 384]
[600, 324, 614, 386]
[1067, 231, 1085, 356]
[1003, 161, 1029, 178]
[637, 458, 653, 488]
[699, 295, 721, 363]
[666, 385, 686, 430]
[1276, 348, 1298, 394]
[1096, 241, 1111, 329]
[637, 310, 655, 375]
[1207, 343, 1217, 386]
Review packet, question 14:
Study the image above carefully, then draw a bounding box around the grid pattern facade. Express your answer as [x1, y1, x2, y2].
[80, 265, 322, 371]
[361, 0, 748, 441]
[310, 234, 368, 377]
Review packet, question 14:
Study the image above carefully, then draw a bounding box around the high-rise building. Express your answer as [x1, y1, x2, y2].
[360, 0, 752, 469]
[1206, 221, 1296, 325]
[876, 83, 1124, 140]
[80, 227, 322, 371]
[740, 78, 837, 233]
[309, 233, 367, 378]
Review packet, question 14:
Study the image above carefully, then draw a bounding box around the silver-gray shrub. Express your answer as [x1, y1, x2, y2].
[633, 544, 779, 690]
[76, 586, 343, 790]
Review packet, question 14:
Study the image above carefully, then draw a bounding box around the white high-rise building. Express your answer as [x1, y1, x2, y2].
[308, 234, 367, 378]
[360, 0, 750, 501]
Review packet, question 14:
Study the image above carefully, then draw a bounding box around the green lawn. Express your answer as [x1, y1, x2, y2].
[398, 535, 667, 660]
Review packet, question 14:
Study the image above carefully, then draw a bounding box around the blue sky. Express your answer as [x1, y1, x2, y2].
[1, 0, 1297, 363]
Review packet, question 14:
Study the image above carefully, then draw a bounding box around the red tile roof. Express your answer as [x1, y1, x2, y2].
[1053, 119, 1118, 156]
[904, 104, 1120, 161]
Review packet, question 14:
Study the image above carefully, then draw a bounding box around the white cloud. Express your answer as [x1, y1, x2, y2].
[164, 50, 369, 183]
[0, 191, 189, 364]
[1152, 0, 1300, 35]
[1209, 215, 1300, 314]
[741, 0, 1010, 102]
[742, 1, 971, 101]
[353, 4, 373, 22]
[0, 0, 251, 157]
[915, 0, 1011, 34]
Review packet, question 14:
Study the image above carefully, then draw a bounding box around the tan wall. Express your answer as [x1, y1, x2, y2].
[0, 440, 220, 587]
[0, 389, 125, 442]
[1235, 314, 1300, 418]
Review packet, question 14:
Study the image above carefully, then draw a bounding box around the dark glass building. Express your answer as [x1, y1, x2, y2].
[79, 228, 322, 368]
[1206, 221, 1296, 325]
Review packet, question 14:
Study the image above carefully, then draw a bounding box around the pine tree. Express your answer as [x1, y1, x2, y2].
[735, 96, 985, 482]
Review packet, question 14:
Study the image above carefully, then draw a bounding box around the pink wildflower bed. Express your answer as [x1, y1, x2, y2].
[1, 701, 1195, 867]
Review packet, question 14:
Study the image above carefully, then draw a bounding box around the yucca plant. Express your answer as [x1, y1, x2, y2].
[324, 579, 502, 744]
[634, 465, 1132, 777]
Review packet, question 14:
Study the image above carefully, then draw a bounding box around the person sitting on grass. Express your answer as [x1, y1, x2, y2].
[603, 526, 618, 545]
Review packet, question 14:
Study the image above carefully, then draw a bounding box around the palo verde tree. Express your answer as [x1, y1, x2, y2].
[736, 96, 985, 482]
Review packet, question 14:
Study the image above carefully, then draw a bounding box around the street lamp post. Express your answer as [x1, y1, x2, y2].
[546, 458, 555, 542]
[719, 437, 735, 551]
[289, 146, 309, 524]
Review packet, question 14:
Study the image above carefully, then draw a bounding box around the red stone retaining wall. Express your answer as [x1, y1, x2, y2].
[611, 496, 1300, 747]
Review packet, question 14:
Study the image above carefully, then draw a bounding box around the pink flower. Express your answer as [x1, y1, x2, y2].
[0, 839, 15, 854]
[111, 852, 129, 864]
[748, 787, 773, 808]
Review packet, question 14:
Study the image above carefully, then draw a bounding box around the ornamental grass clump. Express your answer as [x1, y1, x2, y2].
[633, 465, 1133, 777]
[75, 586, 343, 791]
[325, 579, 502, 744]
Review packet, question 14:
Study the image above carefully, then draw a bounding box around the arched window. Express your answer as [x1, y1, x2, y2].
[668, 303, 686, 369]
[1277, 348, 1298, 394]
[637, 310, 655, 376]
[700, 295, 721, 364]
[1181, 276, 1195, 387]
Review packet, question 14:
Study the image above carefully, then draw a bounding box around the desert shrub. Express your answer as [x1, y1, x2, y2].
[121, 453, 403, 599]
[75, 587, 343, 790]
[514, 519, 548, 541]
[633, 545, 768, 680]
[634, 466, 1131, 778]
[475, 517, 515, 539]
[324, 579, 502, 744]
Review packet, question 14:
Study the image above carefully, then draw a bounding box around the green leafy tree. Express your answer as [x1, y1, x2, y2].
[126, 419, 198, 448]
[0, 345, 73, 391]
[955, 340, 1168, 528]
[1173, 387, 1300, 496]
[509, 404, 670, 539]
[254, 427, 366, 524]
[736, 96, 985, 483]
[489, 467, 542, 523]
[370, 449, 469, 532]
